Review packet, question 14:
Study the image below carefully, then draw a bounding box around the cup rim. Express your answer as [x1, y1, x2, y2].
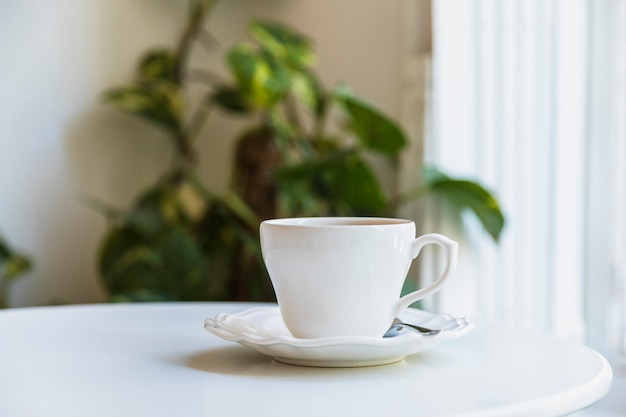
[261, 217, 413, 228]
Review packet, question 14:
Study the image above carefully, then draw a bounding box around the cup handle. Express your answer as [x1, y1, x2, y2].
[392, 233, 458, 317]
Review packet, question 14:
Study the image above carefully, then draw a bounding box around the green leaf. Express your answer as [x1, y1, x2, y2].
[83, 185, 189, 237]
[104, 81, 183, 131]
[278, 152, 387, 215]
[197, 199, 243, 253]
[98, 225, 209, 301]
[221, 191, 260, 231]
[0, 235, 13, 261]
[130, 185, 190, 234]
[249, 20, 314, 68]
[227, 44, 257, 93]
[155, 227, 208, 300]
[210, 85, 251, 114]
[427, 174, 505, 242]
[2, 256, 32, 282]
[0, 235, 32, 282]
[98, 226, 161, 295]
[328, 155, 388, 214]
[89, 185, 189, 238]
[275, 150, 353, 184]
[137, 49, 178, 82]
[291, 69, 326, 116]
[227, 44, 291, 109]
[334, 86, 407, 155]
[196, 199, 267, 300]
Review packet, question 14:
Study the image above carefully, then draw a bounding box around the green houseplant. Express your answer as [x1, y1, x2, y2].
[0, 233, 32, 308]
[95, 0, 504, 302]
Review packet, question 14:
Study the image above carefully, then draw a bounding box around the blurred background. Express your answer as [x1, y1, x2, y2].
[0, 0, 431, 306]
[0, 1, 625, 411]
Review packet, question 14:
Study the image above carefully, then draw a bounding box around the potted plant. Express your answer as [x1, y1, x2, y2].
[94, 0, 504, 302]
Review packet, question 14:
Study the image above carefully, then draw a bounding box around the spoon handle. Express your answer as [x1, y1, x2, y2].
[399, 322, 441, 335]
[383, 319, 441, 338]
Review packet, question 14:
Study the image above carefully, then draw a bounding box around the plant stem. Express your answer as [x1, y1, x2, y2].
[168, 0, 219, 182]
[186, 100, 213, 142]
[189, 175, 260, 232]
[189, 173, 217, 201]
[186, 68, 224, 86]
[312, 92, 330, 140]
[196, 27, 220, 54]
[283, 93, 302, 131]
[169, 130, 198, 183]
[79, 193, 124, 222]
[176, 1, 217, 83]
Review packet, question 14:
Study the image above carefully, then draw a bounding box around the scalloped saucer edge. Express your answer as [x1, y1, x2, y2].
[204, 306, 474, 367]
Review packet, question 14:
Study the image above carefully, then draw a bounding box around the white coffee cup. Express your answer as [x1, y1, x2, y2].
[260, 217, 458, 339]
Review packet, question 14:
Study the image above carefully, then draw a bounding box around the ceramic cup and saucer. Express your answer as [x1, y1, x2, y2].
[204, 217, 475, 367]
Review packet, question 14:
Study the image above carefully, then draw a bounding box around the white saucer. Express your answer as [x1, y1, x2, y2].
[204, 306, 474, 367]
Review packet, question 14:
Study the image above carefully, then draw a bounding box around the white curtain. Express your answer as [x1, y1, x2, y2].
[427, 0, 625, 353]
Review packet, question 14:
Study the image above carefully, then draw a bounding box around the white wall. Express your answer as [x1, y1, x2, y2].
[0, 0, 431, 306]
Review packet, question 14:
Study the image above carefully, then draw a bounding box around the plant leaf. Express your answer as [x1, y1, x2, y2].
[278, 152, 387, 215]
[249, 20, 314, 68]
[427, 175, 505, 242]
[210, 85, 251, 114]
[98, 226, 161, 295]
[155, 227, 208, 300]
[291, 69, 326, 116]
[137, 49, 178, 82]
[227, 44, 290, 109]
[334, 86, 406, 155]
[196, 199, 266, 300]
[98, 224, 208, 301]
[0, 235, 32, 282]
[131, 185, 190, 233]
[104, 81, 183, 131]
[221, 191, 260, 231]
[2, 255, 32, 282]
[328, 154, 388, 214]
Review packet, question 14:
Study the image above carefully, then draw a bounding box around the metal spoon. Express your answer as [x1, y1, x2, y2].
[383, 318, 441, 338]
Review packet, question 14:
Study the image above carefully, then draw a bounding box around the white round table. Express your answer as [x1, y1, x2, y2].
[0, 302, 612, 417]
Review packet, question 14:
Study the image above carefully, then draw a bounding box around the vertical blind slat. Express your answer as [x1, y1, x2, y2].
[606, 0, 624, 349]
[552, 0, 586, 340]
[584, 0, 613, 350]
[610, 0, 626, 352]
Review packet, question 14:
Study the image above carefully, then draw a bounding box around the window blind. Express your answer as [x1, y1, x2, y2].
[425, 0, 591, 342]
